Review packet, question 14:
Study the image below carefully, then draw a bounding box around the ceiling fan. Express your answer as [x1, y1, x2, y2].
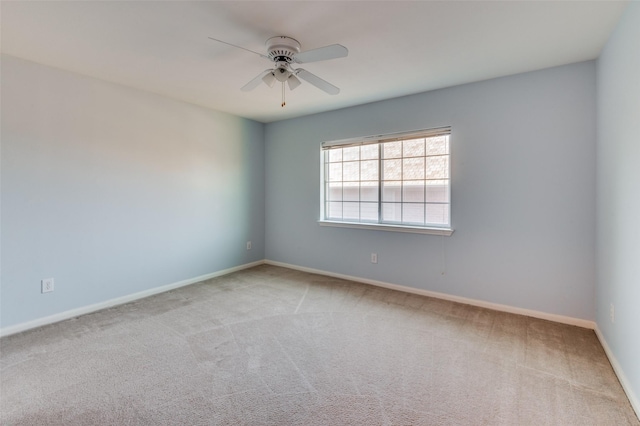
[209, 36, 348, 106]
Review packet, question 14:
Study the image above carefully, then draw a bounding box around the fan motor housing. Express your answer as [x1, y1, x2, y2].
[266, 36, 301, 63]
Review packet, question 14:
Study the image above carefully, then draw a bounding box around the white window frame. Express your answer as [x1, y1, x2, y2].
[319, 127, 453, 236]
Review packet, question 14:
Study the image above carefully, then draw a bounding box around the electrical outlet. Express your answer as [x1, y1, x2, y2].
[371, 253, 378, 264]
[610, 303, 615, 323]
[41, 278, 54, 293]
[246, 241, 252, 250]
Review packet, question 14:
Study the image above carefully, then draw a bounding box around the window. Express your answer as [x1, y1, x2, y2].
[320, 127, 452, 235]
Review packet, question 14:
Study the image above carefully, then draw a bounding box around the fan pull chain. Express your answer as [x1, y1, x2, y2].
[281, 82, 286, 107]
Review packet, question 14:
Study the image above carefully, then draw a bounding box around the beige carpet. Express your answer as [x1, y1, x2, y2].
[1, 265, 638, 425]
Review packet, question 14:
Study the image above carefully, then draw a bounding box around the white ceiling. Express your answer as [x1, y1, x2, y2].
[1, 1, 628, 123]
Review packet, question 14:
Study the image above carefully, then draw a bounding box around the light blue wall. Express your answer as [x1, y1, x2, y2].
[0, 55, 265, 328]
[265, 61, 597, 321]
[596, 1, 640, 410]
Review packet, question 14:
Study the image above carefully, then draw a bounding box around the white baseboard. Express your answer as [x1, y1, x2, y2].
[594, 325, 640, 421]
[264, 260, 596, 329]
[264, 260, 640, 419]
[267, 260, 640, 420]
[0, 260, 265, 338]
[4, 258, 592, 336]
[4, 258, 636, 421]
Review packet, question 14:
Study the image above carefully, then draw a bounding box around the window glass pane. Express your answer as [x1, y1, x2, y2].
[425, 156, 448, 179]
[361, 160, 378, 181]
[403, 181, 425, 202]
[383, 141, 402, 159]
[342, 146, 360, 162]
[329, 149, 343, 162]
[382, 203, 402, 222]
[361, 182, 379, 202]
[322, 129, 450, 229]
[343, 183, 359, 202]
[383, 159, 402, 180]
[382, 181, 401, 202]
[343, 161, 359, 181]
[426, 204, 450, 225]
[425, 180, 449, 203]
[403, 203, 425, 224]
[403, 138, 425, 157]
[327, 202, 342, 219]
[360, 202, 378, 221]
[361, 144, 378, 160]
[403, 157, 425, 180]
[328, 183, 342, 201]
[329, 163, 343, 182]
[426, 136, 449, 156]
[343, 202, 359, 220]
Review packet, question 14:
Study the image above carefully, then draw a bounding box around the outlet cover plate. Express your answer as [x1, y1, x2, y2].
[42, 278, 54, 293]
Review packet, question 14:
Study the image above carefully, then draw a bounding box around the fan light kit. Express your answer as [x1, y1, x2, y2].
[209, 35, 348, 107]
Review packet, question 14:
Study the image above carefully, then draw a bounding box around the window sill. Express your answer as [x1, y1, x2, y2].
[318, 220, 454, 236]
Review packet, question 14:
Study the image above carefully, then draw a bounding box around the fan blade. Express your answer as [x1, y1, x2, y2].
[294, 44, 348, 64]
[296, 69, 340, 95]
[208, 37, 269, 60]
[241, 70, 274, 91]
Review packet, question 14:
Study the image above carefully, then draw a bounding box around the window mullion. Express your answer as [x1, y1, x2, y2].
[341, 159, 345, 220]
[358, 147, 362, 222]
[401, 141, 404, 223]
[378, 143, 382, 223]
[424, 150, 427, 226]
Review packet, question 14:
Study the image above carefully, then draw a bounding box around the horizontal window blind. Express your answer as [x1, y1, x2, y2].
[321, 127, 451, 229]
